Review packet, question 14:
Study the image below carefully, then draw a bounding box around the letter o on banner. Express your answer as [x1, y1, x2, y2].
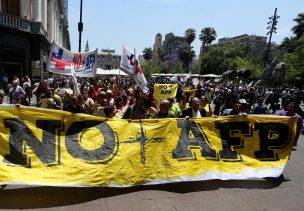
[65, 121, 118, 164]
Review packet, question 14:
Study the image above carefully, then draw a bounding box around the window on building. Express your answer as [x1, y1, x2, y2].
[1, 0, 20, 16]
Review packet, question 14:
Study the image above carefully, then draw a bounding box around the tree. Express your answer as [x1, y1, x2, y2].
[184, 28, 196, 72]
[142, 47, 152, 75]
[178, 44, 196, 70]
[161, 44, 184, 73]
[279, 13, 304, 86]
[279, 37, 297, 53]
[292, 13, 304, 39]
[283, 36, 304, 86]
[200, 42, 262, 78]
[199, 27, 217, 57]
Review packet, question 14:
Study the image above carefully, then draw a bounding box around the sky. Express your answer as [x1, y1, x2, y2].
[68, 0, 303, 56]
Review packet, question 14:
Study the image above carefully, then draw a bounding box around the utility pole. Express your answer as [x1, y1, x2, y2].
[264, 8, 279, 68]
[78, 0, 83, 52]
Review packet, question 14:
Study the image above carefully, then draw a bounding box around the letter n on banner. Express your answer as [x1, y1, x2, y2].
[3, 119, 63, 167]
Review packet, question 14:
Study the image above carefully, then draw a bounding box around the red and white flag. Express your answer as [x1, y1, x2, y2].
[70, 64, 80, 96]
[120, 46, 149, 93]
[47, 42, 97, 78]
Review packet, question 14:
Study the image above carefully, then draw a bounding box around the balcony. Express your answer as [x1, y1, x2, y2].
[0, 12, 48, 39]
[0, 12, 30, 32]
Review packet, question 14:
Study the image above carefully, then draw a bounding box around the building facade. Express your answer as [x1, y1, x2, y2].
[0, 0, 70, 84]
[97, 49, 121, 70]
[162, 32, 186, 51]
[152, 33, 163, 65]
[209, 34, 269, 56]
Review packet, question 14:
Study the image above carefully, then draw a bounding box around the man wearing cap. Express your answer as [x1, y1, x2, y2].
[106, 90, 114, 106]
[230, 99, 248, 115]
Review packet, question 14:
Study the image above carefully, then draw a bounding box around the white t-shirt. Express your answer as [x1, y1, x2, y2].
[192, 109, 201, 118]
[85, 98, 94, 107]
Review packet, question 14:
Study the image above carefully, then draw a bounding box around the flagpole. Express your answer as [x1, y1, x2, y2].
[134, 48, 137, 89]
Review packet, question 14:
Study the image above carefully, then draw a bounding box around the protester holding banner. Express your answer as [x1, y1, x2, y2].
[143, 97, 157, 119]
[0, 90, 4, 104]
[277, 101, 302, 146]
[154, 100, 175, 118]
[167, 96, 182, 117]
[65, 95, 84, 113]
[181, 97, 207, 118]
[177, 93, 190, 111]
[37, 88, 57, 109]
[123, 91, 146, 119]
[200, 96, 213, 117]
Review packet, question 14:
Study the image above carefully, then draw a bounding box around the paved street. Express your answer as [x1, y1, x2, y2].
[0, 133, 303, 210]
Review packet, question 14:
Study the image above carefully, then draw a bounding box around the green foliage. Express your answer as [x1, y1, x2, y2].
[199, 27, 217, 56]
[171, 63, 186, 74]
[184, 28, 196, 45]
[283, 35, 304, 86]
[292, 13, 304, 39]
[199, 42, 262, 78]
[178, 44, 196, 68]
[143, 47, 152, 61]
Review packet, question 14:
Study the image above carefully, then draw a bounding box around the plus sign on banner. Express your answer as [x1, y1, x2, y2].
[47, 42, 97, 78]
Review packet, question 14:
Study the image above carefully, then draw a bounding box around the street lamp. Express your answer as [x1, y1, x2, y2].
[264, 8, 279, 68]
[78, 0, 83, 52]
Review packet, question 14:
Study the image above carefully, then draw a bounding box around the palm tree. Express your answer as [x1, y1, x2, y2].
[279, 37, 297, 53]
[178, 44, 196, 70]
[184, 28, 196, 72]
[292, 13, 304, 39]
[142, 47, 152, 75]
[199, 27, 217, 57]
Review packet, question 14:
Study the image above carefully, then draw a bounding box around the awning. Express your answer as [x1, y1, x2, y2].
[96, 68, 128, 76]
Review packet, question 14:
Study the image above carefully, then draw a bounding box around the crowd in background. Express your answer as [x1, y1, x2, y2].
[0, 74, 303, 145]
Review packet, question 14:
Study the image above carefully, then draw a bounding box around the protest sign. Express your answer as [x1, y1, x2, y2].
[0, 106, 295, 187]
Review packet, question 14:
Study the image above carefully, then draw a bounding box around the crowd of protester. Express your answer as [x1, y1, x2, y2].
[0, 74, 303, 146]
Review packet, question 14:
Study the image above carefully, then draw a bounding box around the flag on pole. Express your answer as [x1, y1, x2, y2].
[70, 64, 80, 96]
[120, 46, 135, 75]
[170, 75, 178, 82]
[120, 46, 149, 93]
[134, 49, 149, 93]
[192, 77, 200, 86]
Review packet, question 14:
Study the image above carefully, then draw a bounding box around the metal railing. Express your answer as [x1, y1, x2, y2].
[0, 12, 31, 32]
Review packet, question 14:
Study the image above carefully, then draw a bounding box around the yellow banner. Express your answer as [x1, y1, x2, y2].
[0, 106, 296, 187]
[183, 88, 197, 98]
[154, 84, 178, 100]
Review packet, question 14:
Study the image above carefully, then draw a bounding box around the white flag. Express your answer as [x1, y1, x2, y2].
[120, 46, 149, 93]
[247, 81, 253, 88]
[180, 76, 187, 83]
[70, 64, 80, 96]
[134, 49, 149, 93]
[192, 77, 199, 86]
[120, 46, 135, 75]
[170, 75, 178, 82]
